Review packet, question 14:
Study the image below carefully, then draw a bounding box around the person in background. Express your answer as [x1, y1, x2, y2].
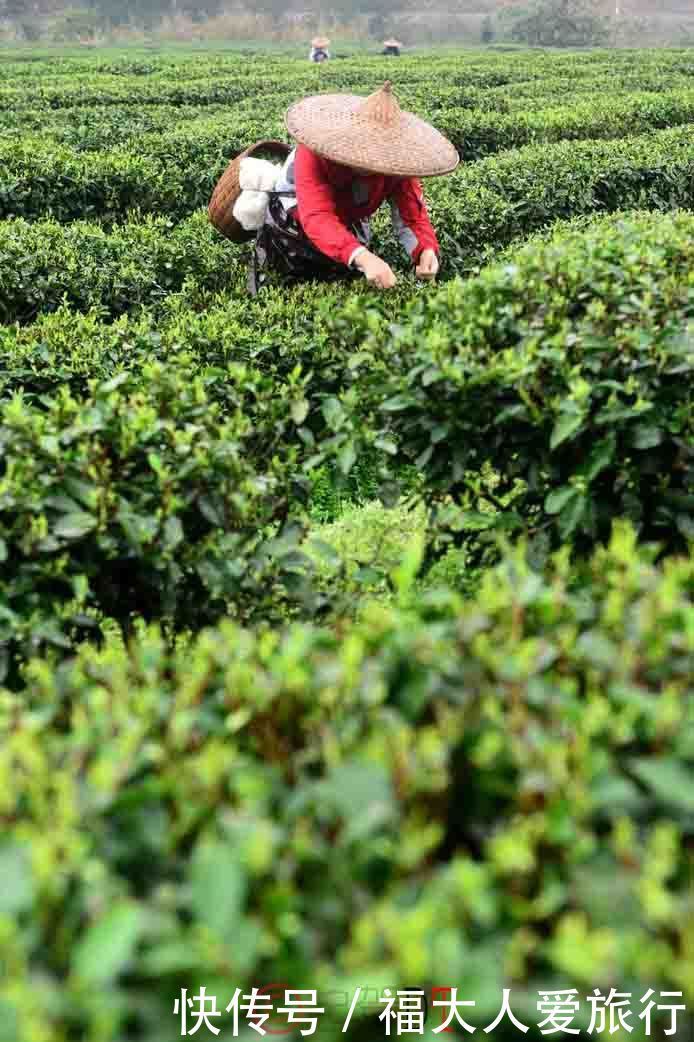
[248, 81, 459, 293]
[382, 38, 403, 56]
[309, 36, 331, 62]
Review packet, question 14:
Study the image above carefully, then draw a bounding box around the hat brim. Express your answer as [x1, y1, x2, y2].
[286, 93, 459, 178]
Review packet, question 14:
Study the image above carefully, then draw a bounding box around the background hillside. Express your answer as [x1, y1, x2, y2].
[2, 0, 694, 45]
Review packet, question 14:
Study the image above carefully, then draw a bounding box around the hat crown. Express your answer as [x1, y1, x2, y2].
[284, 81, 459, 177]
[358, 81, 400, 128]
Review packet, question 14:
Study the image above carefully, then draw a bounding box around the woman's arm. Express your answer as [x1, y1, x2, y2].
[389, 177, 439, 265]
[294, 145, 364, 266]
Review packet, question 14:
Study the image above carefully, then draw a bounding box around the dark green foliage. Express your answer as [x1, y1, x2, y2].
[431, 125, 694, 272]
[4, 210, 694, 624]
[436, 88, 694, 159]
[0, 212, 239, 322]
[6, 93, 694, 225]
[508, 0, 611, 48]
[319, 211, 694, 553]
[0, 356, 317, 678]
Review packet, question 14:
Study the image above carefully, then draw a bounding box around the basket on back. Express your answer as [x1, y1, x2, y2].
[208, 139, 291, 243]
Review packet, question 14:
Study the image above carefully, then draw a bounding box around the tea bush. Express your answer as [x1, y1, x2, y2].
[0, 273, 421, 395]
[0, 212, 239, 322]
[6, 122, 694, 319]
[0, 356, 320, 679]
[6, 106, 694, 228]
[1, 526, 692, 1041]
[430, 124, 694, 270]
[4, 209, 694, 599]
[437, 88, 694, 157]
[322, 210, 694, 552]
[3, 45, 694, 1042]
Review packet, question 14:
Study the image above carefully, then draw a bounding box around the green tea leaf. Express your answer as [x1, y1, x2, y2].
[630, 759, 694, 813]
[72, 901, 143, 985]
[53, 511, 96, 540]
[0, 843, 33, 915]
[545, 485, 577, 515]
[190, 839, 246, 941]
[291, 399, 309, 425]
[550, 408, 584, 450]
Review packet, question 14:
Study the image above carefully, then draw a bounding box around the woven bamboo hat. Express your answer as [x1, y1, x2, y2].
[383, 38, 403, 47]
[311, 36, 331, 47]
[286, 81, 459, 178]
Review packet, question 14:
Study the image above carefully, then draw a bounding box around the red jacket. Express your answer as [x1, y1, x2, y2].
[293, 143, 439, 267]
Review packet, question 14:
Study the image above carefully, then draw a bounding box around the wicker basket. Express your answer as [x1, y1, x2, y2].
[208, 139, 291, 243]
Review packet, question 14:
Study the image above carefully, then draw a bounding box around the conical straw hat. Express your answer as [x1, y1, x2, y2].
[311, 36, 330, 47]
[383, 38, 403, 47]
[286, 81, 459, 178]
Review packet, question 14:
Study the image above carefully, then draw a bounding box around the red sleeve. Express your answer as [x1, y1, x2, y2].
[389, 178, 439, 264]
[294, 144, 363, 267]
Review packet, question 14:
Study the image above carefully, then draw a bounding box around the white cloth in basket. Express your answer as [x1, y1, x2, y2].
[232, 156, 283, 231]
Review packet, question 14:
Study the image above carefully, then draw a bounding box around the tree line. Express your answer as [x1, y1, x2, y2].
[1, 0, 691, 47]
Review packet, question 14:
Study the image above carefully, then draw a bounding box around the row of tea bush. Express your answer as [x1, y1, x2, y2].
[4, 121, 694, 307]
[7, 81, 694, 164]
[2, 521, 692, 1041]
[3, 210, 694, 674]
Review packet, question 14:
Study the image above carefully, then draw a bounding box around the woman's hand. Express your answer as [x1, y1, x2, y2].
[355, 250, 397, 290]
[416, 249, 439, 281]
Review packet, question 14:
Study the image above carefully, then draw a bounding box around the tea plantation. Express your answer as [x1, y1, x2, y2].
[1, 45, 694, 1042]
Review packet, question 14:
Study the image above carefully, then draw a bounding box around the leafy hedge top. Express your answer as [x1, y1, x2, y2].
[312, 209, 694, 551]
[2, 524, 693, 1039]
[4, 120, 694, 316]
[3, 209, 694, 676]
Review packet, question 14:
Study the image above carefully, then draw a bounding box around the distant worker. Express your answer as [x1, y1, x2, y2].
[248, 81, 459, 293]
[382, 38, 403, 56]
[309, 36, 331, 62]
